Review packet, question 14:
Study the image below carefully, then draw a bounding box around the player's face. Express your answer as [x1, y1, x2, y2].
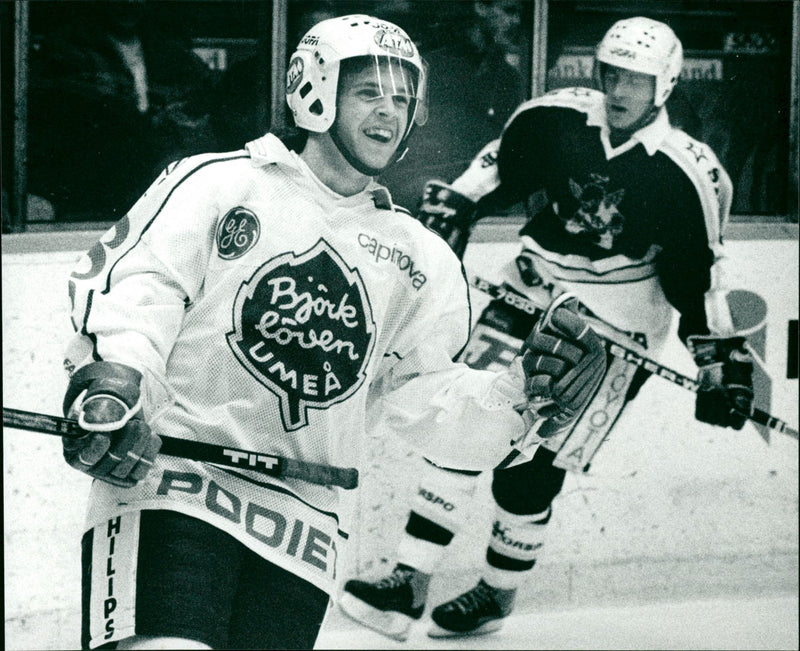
[335, 61, 412, 171]
[602, 66, 656, 131]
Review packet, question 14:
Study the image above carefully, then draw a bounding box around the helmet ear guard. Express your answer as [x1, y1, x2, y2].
[286, 46, 341, 133]
[595, 17, 683, 107]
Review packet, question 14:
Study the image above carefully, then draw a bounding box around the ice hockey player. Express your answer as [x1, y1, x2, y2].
[339, 16, 755, 641]
[58, 14, 606, 651]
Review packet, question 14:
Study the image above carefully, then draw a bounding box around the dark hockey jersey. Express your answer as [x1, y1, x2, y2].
[453, 87, 734, 350]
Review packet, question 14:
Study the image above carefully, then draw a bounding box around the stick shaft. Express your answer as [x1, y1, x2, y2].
[606, 343, 798, 439]
[2, 407, 359, 488]
[470, 276, 798, 440]
[470, 275, 648, 346]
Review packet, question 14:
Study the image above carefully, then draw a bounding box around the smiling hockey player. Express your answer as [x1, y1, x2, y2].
[59, 14, 606, 650]
[339, 16, 755, 641]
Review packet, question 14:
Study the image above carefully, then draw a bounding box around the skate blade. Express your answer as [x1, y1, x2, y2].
[338, 592, 417, 642]
[427, 618, 504, 639]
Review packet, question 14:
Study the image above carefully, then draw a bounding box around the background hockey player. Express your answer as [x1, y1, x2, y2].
[339, 17, 755, 641]
[59, 14, 606, 650]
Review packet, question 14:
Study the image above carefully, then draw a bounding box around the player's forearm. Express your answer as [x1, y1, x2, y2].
[657, 243, 716, 342]
[76, 270, 186, 363]
[67, 271, 186, 421]
[64, 326, 177, 425]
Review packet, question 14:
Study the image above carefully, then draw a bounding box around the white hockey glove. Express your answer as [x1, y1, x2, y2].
[520, 297, 606, 438]
[416, 180, 478, 259]
[688, 335, 754, 430]
[62, 361, 161, 487]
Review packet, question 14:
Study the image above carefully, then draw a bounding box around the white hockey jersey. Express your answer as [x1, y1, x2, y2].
[452, 87, 734, 353]
[64, 134, 530, 597]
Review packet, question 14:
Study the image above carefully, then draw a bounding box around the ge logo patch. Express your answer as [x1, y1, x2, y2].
[217, 207, 260, 260]
[227, 238, 376, 431]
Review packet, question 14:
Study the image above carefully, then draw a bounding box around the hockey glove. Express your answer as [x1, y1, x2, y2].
[416, 180, 478, 259]
[688, 335, 754, 430]
[62, 361, 161, 487]
[520, 297, 606, 438]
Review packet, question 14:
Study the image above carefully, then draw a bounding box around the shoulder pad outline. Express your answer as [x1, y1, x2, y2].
[659, 128, 732, 245]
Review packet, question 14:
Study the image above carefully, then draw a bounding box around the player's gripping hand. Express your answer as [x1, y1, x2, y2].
[416, 180, 478, 259]
[62, 362, 161, 487]
[520, 297, 606, 438]
[688, 335, 754, 430]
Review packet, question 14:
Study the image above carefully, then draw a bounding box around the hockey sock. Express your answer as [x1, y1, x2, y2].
[396, 461, 481, 574]
[396, 531, 448, 576]
[483, 504, 552, 591]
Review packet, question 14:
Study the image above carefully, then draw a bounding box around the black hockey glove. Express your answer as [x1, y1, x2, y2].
[416, 180, 478, 259]
[520, 297, 606, 438]
[688, 335, 754, 430]
[62, 361, 161, 487]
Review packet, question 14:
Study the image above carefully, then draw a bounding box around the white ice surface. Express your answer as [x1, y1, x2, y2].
[316, 594, 799, 650]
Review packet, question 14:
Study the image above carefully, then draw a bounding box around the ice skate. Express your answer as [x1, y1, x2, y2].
[428, 579, 515, 638]
[339, 564, 428, 641]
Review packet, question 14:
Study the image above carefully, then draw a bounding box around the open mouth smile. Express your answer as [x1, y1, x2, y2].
[364, 126, 394, 144]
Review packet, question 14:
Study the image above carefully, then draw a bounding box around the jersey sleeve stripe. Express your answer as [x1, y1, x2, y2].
[101, 154, 249, 296]
[79, 290, 103, 362]
[453, 262, 473, 361]
[80, 289, 94, 336]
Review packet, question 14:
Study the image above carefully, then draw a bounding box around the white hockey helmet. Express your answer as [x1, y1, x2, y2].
[286, 14, 428, 139]
[595, 17, 683, 107]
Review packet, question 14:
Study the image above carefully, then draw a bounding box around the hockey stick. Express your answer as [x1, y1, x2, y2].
[2, 407, 359, 489]
[470, 275, 649, 347]
[469, 276, 798, 440]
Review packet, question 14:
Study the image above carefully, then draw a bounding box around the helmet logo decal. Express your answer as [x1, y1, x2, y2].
[565, 174, 626, 250]
[609, 47, 636, 59]
[286, 57, 304, 94]
[217, 207, 261, 260]
[374, 30, 414, 58]
[227, 239, 376, 431]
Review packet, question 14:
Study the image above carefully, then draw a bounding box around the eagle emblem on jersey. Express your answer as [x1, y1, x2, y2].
[217, 207, 261, 260]
[227, 239, 376, 431]
[565, 173, 626, 249]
